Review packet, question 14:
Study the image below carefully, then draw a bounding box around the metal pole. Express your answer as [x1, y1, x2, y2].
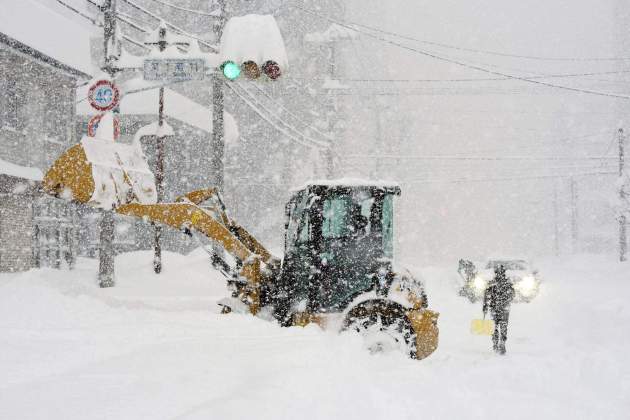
[153, 25, 167, 274]
[98, 210, 115, 287]
[154, 86, 165, 273]
[99, 0, 117, 288]
[325, 42, 336, 179]
[619, 128, 627, 262]
[570, 177, 579, 254]
[211, 0, 227, 191]
[553, 180, 560, 256]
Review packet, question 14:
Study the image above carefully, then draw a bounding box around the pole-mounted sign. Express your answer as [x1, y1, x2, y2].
[88, 80, 120, 111]
[143, 59, 206, 81]
[87, 113, 120, 140]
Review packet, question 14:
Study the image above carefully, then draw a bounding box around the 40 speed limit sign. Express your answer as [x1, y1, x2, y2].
[88, 80, 120, 111]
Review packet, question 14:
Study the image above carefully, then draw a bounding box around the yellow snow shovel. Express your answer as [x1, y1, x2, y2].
[471, 316, 494, 335]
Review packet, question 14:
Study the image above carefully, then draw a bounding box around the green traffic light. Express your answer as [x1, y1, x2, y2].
[222, 61, 241, 80]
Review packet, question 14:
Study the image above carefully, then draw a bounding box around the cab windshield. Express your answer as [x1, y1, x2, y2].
[321, 190, 394, 259]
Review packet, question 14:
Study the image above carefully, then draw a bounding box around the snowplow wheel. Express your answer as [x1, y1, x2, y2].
[342, 300, 417, 359]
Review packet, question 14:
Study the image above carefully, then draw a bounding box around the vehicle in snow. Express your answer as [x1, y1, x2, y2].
[42, 138, 439, 360]
[458, 258, 541, 303]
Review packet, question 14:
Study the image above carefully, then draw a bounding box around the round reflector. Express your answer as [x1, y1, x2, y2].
[262, 60, 281, 80]
[221, 60, 241, 80]
[241, 61, 261, 79]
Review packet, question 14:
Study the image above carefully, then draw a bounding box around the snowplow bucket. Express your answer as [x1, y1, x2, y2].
[43, 137, 157, 209]
[471, 318, 494, 335]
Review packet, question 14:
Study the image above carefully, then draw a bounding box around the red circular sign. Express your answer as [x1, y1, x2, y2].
[87, 80, 120, 111]
[87, 114, 120, 140]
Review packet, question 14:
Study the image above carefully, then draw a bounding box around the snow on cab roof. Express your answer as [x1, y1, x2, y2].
[0, 0, 95, 76]
[77, 85, 239, 140]
[292, 178, 401, 191]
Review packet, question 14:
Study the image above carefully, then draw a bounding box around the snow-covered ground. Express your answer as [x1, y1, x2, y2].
[1, 251, 628, 419]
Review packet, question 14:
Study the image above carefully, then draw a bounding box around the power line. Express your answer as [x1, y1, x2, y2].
[233, 83, 329, 148]
[225, 82, 326, 150]
[54, 0, 101, 26]
[119, 0, 218, 52]
[290, 70, 630, 84]
[146, 0, 221, 18]
[115, 12, 150, 33]
[342, 154, 617, 162]
[403, 171, 617, 185]
[246, 82, 335, 143]
[294, 5, 630, 63]
[292, 5, 630, 100]
[121, 34, 150, 50]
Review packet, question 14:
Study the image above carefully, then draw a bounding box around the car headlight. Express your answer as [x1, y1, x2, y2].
[517, 276, 537, 295]
[472, 275, 487, 292]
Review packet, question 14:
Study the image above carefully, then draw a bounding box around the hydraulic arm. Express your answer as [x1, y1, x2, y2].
[43, 139, 278, 314]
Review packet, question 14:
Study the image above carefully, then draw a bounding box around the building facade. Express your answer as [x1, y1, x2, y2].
[0, 28, 90, 271]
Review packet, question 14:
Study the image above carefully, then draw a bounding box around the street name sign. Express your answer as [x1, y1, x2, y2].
[143, 59, 206, 81]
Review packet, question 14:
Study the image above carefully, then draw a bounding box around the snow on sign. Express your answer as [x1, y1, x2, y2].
[143, 59, 206, 81]
[87, 114, 120, 140]
[88, 80, 120, 111]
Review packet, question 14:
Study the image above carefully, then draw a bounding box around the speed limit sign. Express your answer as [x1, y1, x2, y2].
[88, 80, 120, 111]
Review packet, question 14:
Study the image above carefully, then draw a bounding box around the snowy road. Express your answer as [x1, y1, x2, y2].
[1, 251, 628, 420]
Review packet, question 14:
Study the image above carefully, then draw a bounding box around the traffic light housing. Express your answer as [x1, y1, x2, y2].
[220, 60, 282, 81]
[221, 60, 241, 80]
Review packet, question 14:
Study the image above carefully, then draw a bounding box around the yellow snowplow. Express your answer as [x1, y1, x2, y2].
[43, 137, 439, 359]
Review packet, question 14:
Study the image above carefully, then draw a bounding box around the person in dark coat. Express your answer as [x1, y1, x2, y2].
[483, 264, 515, 354]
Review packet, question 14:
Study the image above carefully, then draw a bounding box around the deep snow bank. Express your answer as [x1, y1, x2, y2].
[0, 252, 628, 420]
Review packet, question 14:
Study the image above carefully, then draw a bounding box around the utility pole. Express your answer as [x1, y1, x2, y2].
[153, 85, 165, 273]
[619, 128, 627, 262]
[211, 0, 227, 191]
[324, 40, 336, 179]
[553, 180, 560, 256]
[153, 25, 168, 274]
[98, 0, 119, 287]
[570, 177, 579, 254]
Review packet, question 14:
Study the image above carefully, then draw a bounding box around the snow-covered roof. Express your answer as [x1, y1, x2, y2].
[0, 0, 95, 76]
[220, 14, 288, 70]
[77, 86, 239, 140]
[0, 158, 43, 181]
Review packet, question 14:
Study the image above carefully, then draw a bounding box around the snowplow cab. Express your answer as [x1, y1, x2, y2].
[278, 181, 401, 314]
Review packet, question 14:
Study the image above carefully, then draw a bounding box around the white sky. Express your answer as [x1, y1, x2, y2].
[338, 0, 624, 263]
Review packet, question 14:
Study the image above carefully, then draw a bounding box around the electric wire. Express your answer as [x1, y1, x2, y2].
[115, 13, 150, 33]
[292, 3, 630, 63]
[232, 83, 329, 148]
[84, 0, 102, 8]
[53, 0, 156, 54]
[403, 171, 617, 185]
[342, 154, 617, 162]
[289, 69, 630, 84]
[146, 0, 221, 18]
[55, 0, 101, 26]
[292, 5, 630, 100]
[225, 82, 327, 150]
[246, 82, 335, 143]
[119, 0, 218, 52]
[121, 34, 151, 51]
